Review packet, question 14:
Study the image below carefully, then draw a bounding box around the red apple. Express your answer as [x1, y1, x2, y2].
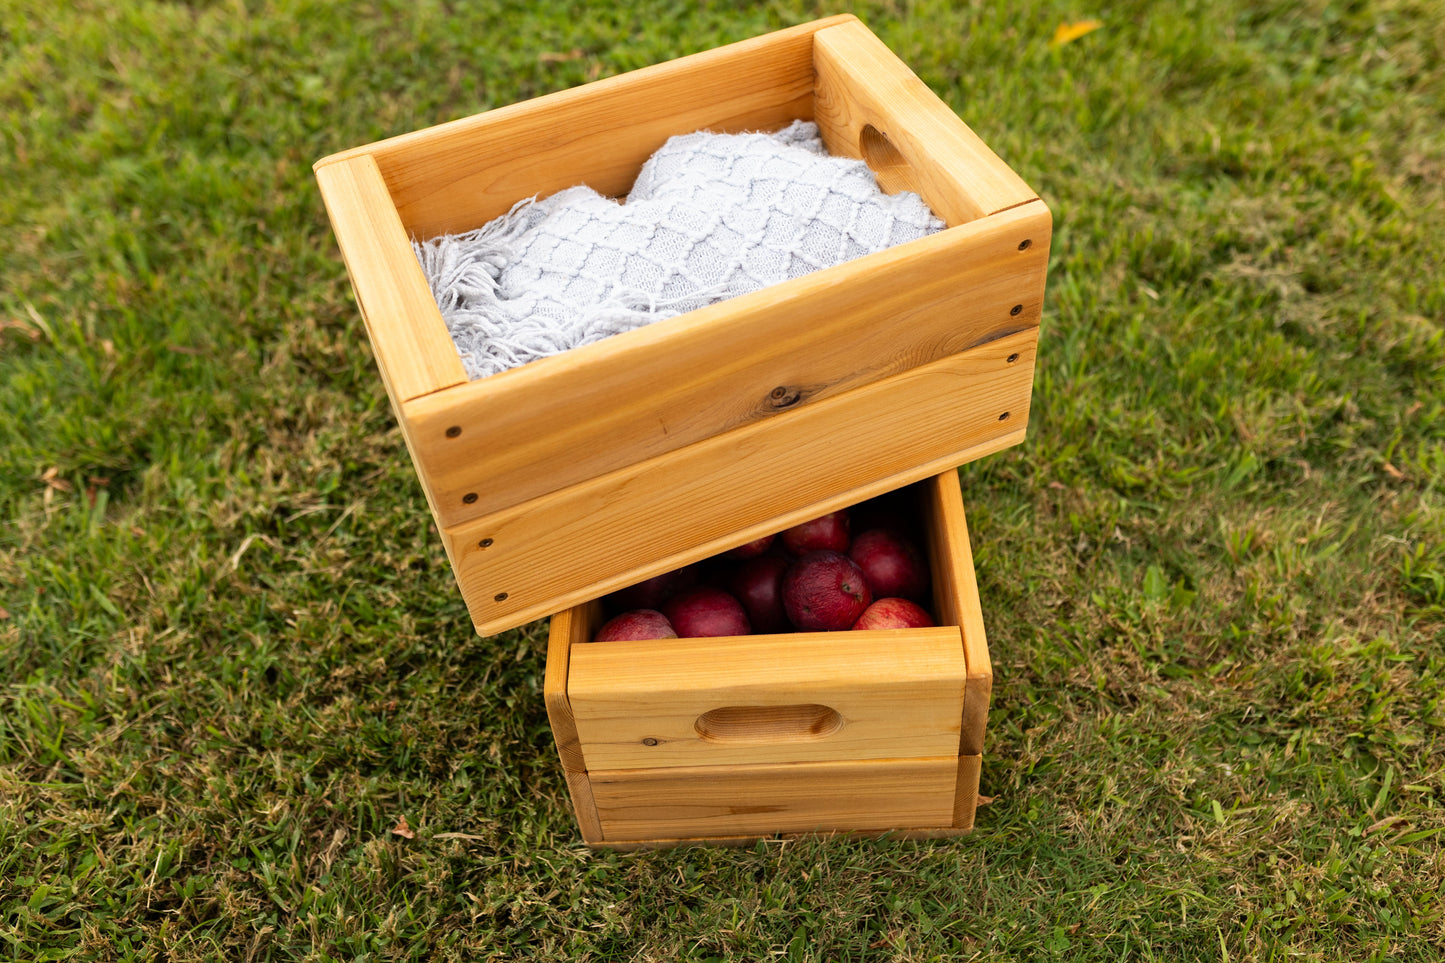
[592, 609, 678, 643]
[781, 510, 851, 556]
[849, 528, 929, 602]
[662, 586, 752, 638]
[726, 534, 776, 560]
[852, 597, 935, 630]
[782, 551, 872, 631]
[728, 555, 791, 634]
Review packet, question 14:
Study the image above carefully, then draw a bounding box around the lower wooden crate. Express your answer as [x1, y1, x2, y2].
[544, 469, 991, 848]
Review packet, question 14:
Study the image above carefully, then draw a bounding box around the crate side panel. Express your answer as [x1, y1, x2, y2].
[313, 154, 468, 403]
[952, 752, 983, 831]
[447, 329, 1036, 636]
[925, 470, 993, 756]
[588, 833, 771, 852]
[775, 754, 983, 842]
[407, 200, 1051, 527]
[590, 756, 959, 841]
[562, 768, 604, 845]
[335, 17, 855, 239]
[812, 19, 1038, 224]
[567, 629, 965, 770]
[544, 599, 603, 775]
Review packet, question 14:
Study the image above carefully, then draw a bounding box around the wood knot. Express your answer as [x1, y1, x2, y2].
[768, 386, 802, 409]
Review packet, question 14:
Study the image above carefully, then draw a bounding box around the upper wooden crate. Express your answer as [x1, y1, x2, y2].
[313, 15, 1051, 636]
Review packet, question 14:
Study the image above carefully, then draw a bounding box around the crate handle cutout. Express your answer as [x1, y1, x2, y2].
[694, 704, 845, 744]
[859, 124, 920, 197]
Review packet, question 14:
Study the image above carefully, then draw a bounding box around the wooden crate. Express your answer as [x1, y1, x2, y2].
[313, 15, 1050, 637]
[544, 470, 991, 848]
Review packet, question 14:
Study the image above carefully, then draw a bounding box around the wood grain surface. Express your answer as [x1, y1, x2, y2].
[448, 330, 1034, 635]
[588, 756, 959, 841]
[316, 17, 857, 238]
[567, 630, 966, 770]
[923, 469, 994, 757]
[404, 200, 1051, 529]
[812, 19, 1038, 222]
[312, 154, 468, 403]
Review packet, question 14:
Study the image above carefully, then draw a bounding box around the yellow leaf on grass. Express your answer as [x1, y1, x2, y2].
[1050, 20, 1104, 48]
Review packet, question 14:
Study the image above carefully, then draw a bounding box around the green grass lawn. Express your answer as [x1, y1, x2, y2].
[2, 0, 1443, 959]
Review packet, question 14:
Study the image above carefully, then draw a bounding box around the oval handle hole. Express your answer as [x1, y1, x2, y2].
[694, 704, 844, 743]
[858, 124, 919, 197]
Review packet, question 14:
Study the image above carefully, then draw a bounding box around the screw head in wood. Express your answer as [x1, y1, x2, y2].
[1007, 353, 1020, 364]
[999, 411, 1011, 421]
[478, 538, 493, 548]
[642, 737, 659, 746]
[463, 492, 478, 504]
[494, 592, 508, 602]
[1018, 239, 1032, 251]
[445, 425, 462, 438]
[1010, 304, 1023, 316]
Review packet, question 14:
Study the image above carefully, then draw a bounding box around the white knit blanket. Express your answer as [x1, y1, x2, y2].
[414, 120, 944, 379]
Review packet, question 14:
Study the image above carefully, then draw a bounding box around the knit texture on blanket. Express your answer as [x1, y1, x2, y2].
[414, 120, 945, 380]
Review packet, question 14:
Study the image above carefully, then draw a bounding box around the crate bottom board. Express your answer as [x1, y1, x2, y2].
[565, 754, 982, 848]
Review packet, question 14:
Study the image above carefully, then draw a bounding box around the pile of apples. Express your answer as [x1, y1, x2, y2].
[591, 492, 935, 643]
